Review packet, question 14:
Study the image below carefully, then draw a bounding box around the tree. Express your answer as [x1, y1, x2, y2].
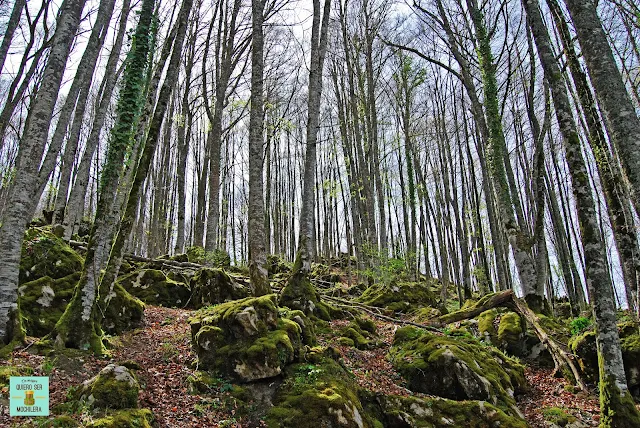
[247, 0, 271, 296]
[48, 0, 157, 352]
[280, 0, 331, 313]
[523, 0, 640, 424]
[0, 0, 88, 347]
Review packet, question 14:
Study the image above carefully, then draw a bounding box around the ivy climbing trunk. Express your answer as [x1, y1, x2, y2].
[49, 0, 156, 353]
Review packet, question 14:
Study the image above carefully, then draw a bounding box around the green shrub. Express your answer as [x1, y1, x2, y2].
[570, 317, 591, 336]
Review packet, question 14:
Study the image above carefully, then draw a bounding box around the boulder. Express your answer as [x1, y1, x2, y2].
[266, 353, 374, 428]
[374, 394, 528, 428]
[75, 364, 139, 409]
[190, 294, 308, 382]
[87, 409, 155, 427]
[388, 326, 526, 418]
[20, 228, 83, 284]
[117, 268, 190, 307]
[190, 268, 248, 309]
[570, 322, 640, 398]
[357, 281, 436, 314]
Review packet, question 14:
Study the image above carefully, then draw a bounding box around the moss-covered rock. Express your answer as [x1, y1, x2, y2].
[374, 394, 528, 427]
[190, 268, 248, 309]
[570, 322, 640, 398]
[542, 406, 577, 427]
[478, 309, 498, 344]
[18, 274, 143, 337]
[190, 295, 309, 382]
[388, 326, 526, 418]
[20, 228, 83, 284]
[75, 364, 139, 409]
[87, 409, 155, 428]
[357, 281, 436, 314]
[337, 319, 378, 350]
[117, 268, 191, 307]
[310, 263, 342, 284]
[267, 255, 292, 276]
[498, 312, 525, 355]
[101, 284, 145, 335]
[266, 355, 375, 428]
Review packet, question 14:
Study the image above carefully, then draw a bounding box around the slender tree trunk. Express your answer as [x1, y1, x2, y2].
[0, 0, 26, 74]
[247, 0, 270, 296]
[0, 0, 87, 346]
[563, 0, 640, 214]
[524, 1, 640, 423]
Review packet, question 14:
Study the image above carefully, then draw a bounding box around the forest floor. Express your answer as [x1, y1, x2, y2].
[0, 305, 613, 427]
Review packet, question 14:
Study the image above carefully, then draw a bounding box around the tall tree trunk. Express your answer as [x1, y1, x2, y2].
[48, 0, 156, 353]
[280, 0, 330, 314]
[524, 1, 640, 423]
[563, 0, 640, 214]
[0, 0, 26, 74]
[0, 0, 87, 346]
[247, 0, 270, 296]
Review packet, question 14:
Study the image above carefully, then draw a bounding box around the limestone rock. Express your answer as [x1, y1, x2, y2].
[190, 294, 307, 382]
[357, 281, 436, 314]
[388, 326, 526, 417]
[190, 268, 248, 309]
[76, 364, 139, 409]
[117, 268, 190, 307]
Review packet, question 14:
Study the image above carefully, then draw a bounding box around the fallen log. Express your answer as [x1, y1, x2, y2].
[69, 240, 205, 269]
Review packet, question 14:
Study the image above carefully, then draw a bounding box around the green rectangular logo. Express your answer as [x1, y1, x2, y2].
[9, 376, 49, 416]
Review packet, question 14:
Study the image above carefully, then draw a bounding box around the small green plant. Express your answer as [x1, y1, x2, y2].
[570, 317, 592, 336]
[159, 342, 179, 362]
[42, 357, 56, 375]
[542, 407, 576, 426]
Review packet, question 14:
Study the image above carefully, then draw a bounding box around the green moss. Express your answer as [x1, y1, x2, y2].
[357, 280, 436, 314]
[75, 365, 139, 410]
[190, 268, 248, 309]
[599, 372, 640, 427]
[117, 269, 191, 307]
[338, 337, 355, 347]
[101, 284, 145, 335]
[0, 365, 33, 389]
[478, 309, 498, 343]
[20, 228, 83, 284]
[388, 326, 526, 416]
[497, 312, 523, 345]
[190, 295, 304, 381]
[266, 355, 374, 428]
[87, 409, 155, 428]
[542, 407, 577, 426]
[376, 394, 527, 428]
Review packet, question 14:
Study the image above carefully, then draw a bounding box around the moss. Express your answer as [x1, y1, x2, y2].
[357, 280, 436, 314]
[186, 371, 219, 394]
[599, 372, 640, 427]
[412, 306, 442, 324]
[190, 268, 248, 309]
[542, 407, 577, 426]
[0, 365, 33, 390]
[376, 394, 527, 428]
[75, 365, 139, 410]
[87, 409, 155, 428]
[338, 337, 355, 347]
[43, 415, 80, 427]
[388, 326, 526, 416]
[266, 355, 375, 428]
[266, 254, 292, 276]
[478, 309, 498, 344]
[497, 312, 523, 345]
[190, 295, 304, 381]
[20, 228, 83, 284]
[101, 284, 145, 335]
[117, 269, 191, 307]
[279, 270, 324, 318]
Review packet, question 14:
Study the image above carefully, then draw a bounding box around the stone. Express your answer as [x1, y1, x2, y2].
[75, 364, 139, 409]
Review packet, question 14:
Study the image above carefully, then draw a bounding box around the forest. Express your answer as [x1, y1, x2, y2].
[0, 0, 640, 426]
